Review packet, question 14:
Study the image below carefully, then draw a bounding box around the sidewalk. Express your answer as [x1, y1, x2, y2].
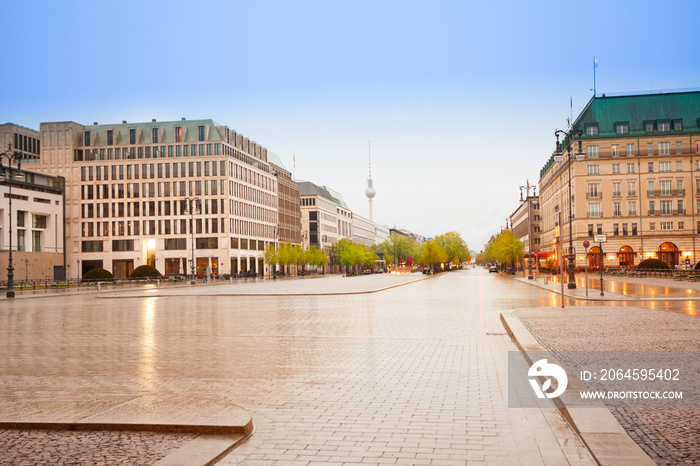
[504, 273, 700, 465]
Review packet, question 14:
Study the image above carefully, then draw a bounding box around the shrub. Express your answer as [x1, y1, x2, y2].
[637, 258, 670, 269]
[82, 268, 114, 281]
[130, 265, 163, 278]
[695, 261, 700, 270]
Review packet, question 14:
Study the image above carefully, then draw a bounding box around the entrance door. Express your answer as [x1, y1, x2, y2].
[113, 260, 134, 279]
[619, 246, 635, 267]
[196, 257, 209, 279]
[658, 242, 679, 268]
[589, 246, 602, 271]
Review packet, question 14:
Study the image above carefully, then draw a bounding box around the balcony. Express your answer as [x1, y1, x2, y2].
[627, 191, 637, 198]
[586, 192, 602, 199]
[587, 211, 603, 218]
[648, 189, 685, 197]
[612, 192, 622, 198]
[648, 209, 686, 216]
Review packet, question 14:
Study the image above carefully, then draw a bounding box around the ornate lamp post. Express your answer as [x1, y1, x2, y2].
[553, 128, 585, 289]
[0, 144, 24, 298]
[184, 197, 200, 285]
[519, 183, 537, 280]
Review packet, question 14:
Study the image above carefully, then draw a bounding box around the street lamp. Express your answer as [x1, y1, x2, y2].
[184, 197, 200, 285]
[519, 184, 537, 280]
[553, 128, 585, 289]
[0, 144, 24, 298]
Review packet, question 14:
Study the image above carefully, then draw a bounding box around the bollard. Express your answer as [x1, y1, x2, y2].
[97, 282, 101, 291]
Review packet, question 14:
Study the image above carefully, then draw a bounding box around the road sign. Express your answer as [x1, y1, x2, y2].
[594, 235, 607, 243]
[582, 240, 590, 248]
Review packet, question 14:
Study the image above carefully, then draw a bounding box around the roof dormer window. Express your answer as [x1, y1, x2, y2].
[586, 125, 598, 136]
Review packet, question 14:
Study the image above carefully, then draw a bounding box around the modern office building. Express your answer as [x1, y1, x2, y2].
[36, 118, 288, 279]
[298, 181, 340, 257]
[267, 152, 301, 245]
[538, 90, 700, 269]
[0, 123, 42, 162]
[0, 165, 65, 280]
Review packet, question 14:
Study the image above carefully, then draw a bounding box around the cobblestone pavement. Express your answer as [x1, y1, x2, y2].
[516, 306, 700, 465]
[0, 270, 594, 465]
[0, 429, 195, 465]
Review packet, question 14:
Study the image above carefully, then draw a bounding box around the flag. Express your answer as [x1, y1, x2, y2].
[594, 57, 598, 68]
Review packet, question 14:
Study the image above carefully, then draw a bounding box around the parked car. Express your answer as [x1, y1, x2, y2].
[489, 265, 498, 273]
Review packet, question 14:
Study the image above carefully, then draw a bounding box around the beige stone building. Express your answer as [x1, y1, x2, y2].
[509, 192, 541, 271]
[35, 118, 293, 279]
[539, 90, 700, 270]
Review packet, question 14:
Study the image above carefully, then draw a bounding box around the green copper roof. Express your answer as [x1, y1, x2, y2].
[573, 90, 700, 138]
[85, 119, 225, 145]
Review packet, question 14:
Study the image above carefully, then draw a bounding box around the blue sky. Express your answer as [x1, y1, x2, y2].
[2, 0, 699, 250]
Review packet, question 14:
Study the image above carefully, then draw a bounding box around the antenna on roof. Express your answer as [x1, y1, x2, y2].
[293, 150, 296, 179]
[593, 56, 598, 97]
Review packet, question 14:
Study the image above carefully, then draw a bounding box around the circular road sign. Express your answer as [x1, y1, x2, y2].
[583, 240, 590, 248]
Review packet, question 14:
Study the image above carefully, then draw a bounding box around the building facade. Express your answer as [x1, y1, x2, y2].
[538, 91, 700, 270]
[298, 181, 340, 257]
[0, 165, 65, 280]
[509, 193, 541, 267]
[36, 118, 287, 279]
[267, 152, 301, 245]
[0, 123, 42, 162]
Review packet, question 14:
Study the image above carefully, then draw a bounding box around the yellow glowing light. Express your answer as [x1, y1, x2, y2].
[146, 238, 156, 249]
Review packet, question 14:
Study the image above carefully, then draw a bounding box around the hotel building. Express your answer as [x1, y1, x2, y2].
[36, 118, 293, 279]
[538, 90, 700, 269]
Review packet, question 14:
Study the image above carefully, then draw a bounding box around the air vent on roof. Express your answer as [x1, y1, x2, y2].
[122, 121, 127, 124]
[93, 122, 98, 125]
[152, 119, 156, 122]
[182, 117, 186, 121]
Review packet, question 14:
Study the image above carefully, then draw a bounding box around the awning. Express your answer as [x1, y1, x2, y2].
[525, 251, 554, 259]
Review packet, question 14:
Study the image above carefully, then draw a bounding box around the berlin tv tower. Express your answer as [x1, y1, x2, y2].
[365, 141, 376, 221]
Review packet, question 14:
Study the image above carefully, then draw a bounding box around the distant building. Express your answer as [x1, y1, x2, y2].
[0, 123, 41, 162]
[539, 90, 700, 269]
[509, 192, 541, 268]
[267, 151, 301, 245]
[298, 181, 340, 258]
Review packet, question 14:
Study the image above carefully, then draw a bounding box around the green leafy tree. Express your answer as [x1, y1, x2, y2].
[379, 234, 415, 265]
[491, 230, 524, 268]
[434, 231, 471, 266]
[421, 240, 448, 272]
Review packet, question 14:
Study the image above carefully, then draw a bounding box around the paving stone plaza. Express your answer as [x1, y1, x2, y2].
[0, 269, 698, 464]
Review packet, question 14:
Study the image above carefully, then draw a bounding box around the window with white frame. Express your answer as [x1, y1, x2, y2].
[646, 122, 654, 133]
[587, 145, 600, 158]
[586, 126, 598, 136]
[627, 181, 637, 196]
[611, 144, 619, 157]
[648, 180, 655, 194]
[626, 143, 635, 156]
[628, 201, 637, 216]
[660, 180, 671, 195]
[660, 200, 672, 215]
[612, 181, 621, 197]
[650, 222, 656, 231]
[676, 142, 682, 154]
[678, 221, 684, 230]
[649, 200, 656, 214]
[627, 163, 635, 174]
[588, 203, 601, 217]
[587, 183, 601, 198]
[676, 161, 682, 171]
[647, 142, 654, 155]
[658, 122, 670, 132]
[678, 200, 684, 214]
[659, 161, 671, 172]
[677, 179, 683, 194]
[658, 142, 670, 155]
[612, 163, 620, 174]
[674, 121, 682, 131]
[616, 124, 628, 135]
[587, 165, 600, 175]
[661, 222, 673, 230]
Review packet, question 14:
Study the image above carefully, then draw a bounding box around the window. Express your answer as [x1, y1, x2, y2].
[648, 180, 655, 195]
[646, 122, 654, 133]
[32, 215, 47, 228]
[626, 144, 635, 156]
[649, 201, 656, 215]
[613, 202, 622, 217]
[611, 144, 619, 157]
[588, 203, 601, 218]
[196, 237, 218, 249]
[82, 240, 103, 252]
[628, 201, 637, 216]
[676, 142, 682, 155]
[587, 183, 601, 198]
[613, 223, 619, 236]
[648, 162, 654, 173]
[677, 179, 684, 194]
[659, 161, 671, 172]
[627, 163, 635, 174]
[113, 240, 135, 251]
[658, 142, 670, 155]
[678, 200, 684, 214]
[650, 222, 655, 231]
[152, 128, 159, 144]
[647, 143, 654, 155]
[586, 126, 598, 136]
[129, 129, 136, 144]
[107, 130, 113, 146]
[661, 222, 673, 231]
[597, 224, 603, 235]
[679, 221, 684, 230]
[164, 238, 187, 250]
[676, 161, 682, 172]
[632, 223, 637, 235]
[612, 163, 620, 174]
[587, 165, 600, 175]
[616, 124, 628, 135]
[622, 223, 628, 236]
[32, 231, 42, 252]
[660, 200, 672, 215]
[588, 224, 594, 236]
[612, 181, 621, 197]
[674, 121, 682, 132]
[198, 125, 205, 141]
[175, 127, 183, 143]
[84, 131, 91, 147]
[587, 145, 599, 158]
[658, 122, 670, 133]
[660, 180, 671, 195]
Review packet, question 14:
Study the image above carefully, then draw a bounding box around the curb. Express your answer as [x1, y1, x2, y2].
[500, 311, 655, 466]
[0, 419, 254, 466]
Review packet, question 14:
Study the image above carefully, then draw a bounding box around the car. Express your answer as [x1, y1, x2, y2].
[488, 265, 498, 273]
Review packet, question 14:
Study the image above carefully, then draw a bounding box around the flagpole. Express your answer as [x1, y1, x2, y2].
[593, 56, 597, 97]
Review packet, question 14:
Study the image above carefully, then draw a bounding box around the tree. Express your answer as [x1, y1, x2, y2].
[434, 231, 471, 266]
[379, 234, 415, 266]
[421, 240, 448, 272]
[490, 230, 524, 270]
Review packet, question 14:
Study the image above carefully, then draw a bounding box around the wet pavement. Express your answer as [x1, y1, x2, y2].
[0, 270, 594, 465]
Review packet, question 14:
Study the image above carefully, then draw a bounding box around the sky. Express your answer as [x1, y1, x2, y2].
[2, 0, 699, 250]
